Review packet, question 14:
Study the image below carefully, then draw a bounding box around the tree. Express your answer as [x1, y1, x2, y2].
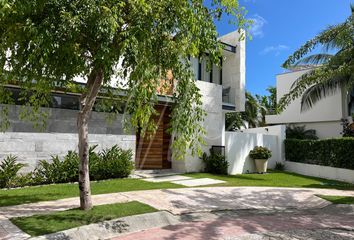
[0, 0, 249, 210]
[279, 5, 354, 111]
[226, 91, 259, 130]
[256, 86, 277, 126]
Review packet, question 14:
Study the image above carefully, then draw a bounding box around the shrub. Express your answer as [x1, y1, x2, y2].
[34, 151, 79, 184]
[274, 162, 285, 171]
[88, 145, 103, 181]
[286, 125, 318, 140]
[285, 138, 354, 170]
[90, 145, 134, 181]
[0, 145, 135, 189]
[97, 145, 134, 179]
[202, 149, 229, 175]
[340, 118, 354, 137]
[249, 146, 272, 159]
[0, 155, 25, 188]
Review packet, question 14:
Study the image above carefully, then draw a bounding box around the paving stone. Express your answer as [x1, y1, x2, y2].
[171, 178, 225, 186]
[142, 175, 192, 183]
[133, 170, 182, 178]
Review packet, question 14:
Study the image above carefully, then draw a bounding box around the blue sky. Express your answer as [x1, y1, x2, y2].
[215, 0, 352, 96]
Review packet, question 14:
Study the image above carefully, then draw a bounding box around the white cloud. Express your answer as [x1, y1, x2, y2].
[260, 45, 289, 56]
[249, 14, 267, 38]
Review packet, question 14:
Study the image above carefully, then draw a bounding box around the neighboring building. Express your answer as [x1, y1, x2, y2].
[0, 30, 246, 173]
[266, 69, 354, 139]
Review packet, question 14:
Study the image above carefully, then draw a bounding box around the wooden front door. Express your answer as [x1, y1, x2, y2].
[135, 105, 172, 169]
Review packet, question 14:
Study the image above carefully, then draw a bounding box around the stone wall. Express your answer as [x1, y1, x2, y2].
[0, 105, 136, 172]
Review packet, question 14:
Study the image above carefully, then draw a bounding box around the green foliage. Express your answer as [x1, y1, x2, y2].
[34, 151, 80, 184]
[93, 145, 134, 180]
[340, 118, 354, 137]
[286, 125, 318, 140]
[202, 149, 229, 175]
[0, 0, 250, 161]
[249, 146, 272, 159]
[256, 86, 277, 126]
[0, 155, 25, 188]
[0, 145, 134, 188]
[279, 5, 354, 111]
[274, 162, 285, 171]
[285, 138, 354, 170]
[226, 91, 259, 130]
[226, 87, 277, 130]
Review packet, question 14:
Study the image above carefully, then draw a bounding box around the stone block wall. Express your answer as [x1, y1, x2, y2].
[0, 105, 136, 172]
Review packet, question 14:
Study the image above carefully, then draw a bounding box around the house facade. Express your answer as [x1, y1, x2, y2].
[266, 69, 354, 139]
[0, 30, 245, 173]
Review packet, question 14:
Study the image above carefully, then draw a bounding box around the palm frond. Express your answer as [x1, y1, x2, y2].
[300, 77, 342, 111]
[278, 63, 352, 111]
[282, 20, 351, 69]
[292, 54, 333, 67]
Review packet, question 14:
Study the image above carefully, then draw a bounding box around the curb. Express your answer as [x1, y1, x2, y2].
[29, 211, 180, 240]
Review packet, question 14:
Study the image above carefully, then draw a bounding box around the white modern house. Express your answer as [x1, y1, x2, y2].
[266, 68, 354, 139]
[0, 30, 246, 173]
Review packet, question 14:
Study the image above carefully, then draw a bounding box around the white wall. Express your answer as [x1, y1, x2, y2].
[0, 133, 135, 173]
[173, 30, 245, 172]
[285, 161, 354, 184]
[172, 81, 224, 173]
[225, 125, 286, 174]
[219, 30, 246, 111]
[266, 69, 346, 139]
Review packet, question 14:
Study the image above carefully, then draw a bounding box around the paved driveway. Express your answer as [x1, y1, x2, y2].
[122, 187, 354, 214]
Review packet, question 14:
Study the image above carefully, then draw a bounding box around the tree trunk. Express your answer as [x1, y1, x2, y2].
[77, 68, 104, 210]
[78, 111, 92, 210]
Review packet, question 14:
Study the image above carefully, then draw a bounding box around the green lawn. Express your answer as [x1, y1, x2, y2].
[11, 201, 157, 236]
[0, 178, 182, 207]
[318, 195, 354, 204]
[1, 171, 353, 208]
[185, 171, 354, 190]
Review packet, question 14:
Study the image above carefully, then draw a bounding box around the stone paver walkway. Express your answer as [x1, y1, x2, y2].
[123, 187, 354, 214]
[171, 178, 226, 187]
[142, 175, 192, 183]
[1, 187, 354, 218]
[1, 187, 354, 239]
[141, 174, 226, 186]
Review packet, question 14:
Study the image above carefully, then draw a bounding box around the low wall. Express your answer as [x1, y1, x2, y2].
[285, 161, 354, 184]
[225, 125, 286, 174]
[0, 105, 136, 172]
[0, 133, 136, 172]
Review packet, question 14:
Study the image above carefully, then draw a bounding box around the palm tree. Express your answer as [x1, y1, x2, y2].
[226, 92, 260, 130]
[279, 5, 354, 111]
[256, 86, 277, 126]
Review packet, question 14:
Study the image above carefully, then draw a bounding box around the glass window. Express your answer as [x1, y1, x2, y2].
[51, 94, 80, 110]
[349, 89, 354, 116]
[212, 64, 221, 85]
[202, 59, 211, 83]
[190, 57, 200, 80]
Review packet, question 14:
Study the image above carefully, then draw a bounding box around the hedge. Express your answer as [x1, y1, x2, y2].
[284, 138, 354, 170]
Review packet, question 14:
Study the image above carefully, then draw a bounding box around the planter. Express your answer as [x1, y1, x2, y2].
[255, 159, 268, 173]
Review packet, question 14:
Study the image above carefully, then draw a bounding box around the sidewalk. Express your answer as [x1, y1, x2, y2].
[1, 187, 354, 240]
